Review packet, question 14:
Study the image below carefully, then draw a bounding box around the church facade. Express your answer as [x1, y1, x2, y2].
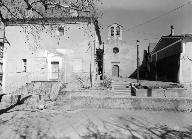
[104, 23, 137, 78]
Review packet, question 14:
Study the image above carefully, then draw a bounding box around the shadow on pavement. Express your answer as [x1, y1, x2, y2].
[82, 116, 192, 139]
[0, 95, 32, 115]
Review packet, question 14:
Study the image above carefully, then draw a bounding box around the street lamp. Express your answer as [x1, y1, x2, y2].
[136, 40, 140, 83]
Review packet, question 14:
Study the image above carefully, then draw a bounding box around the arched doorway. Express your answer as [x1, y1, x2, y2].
[112, 65, 119, 77]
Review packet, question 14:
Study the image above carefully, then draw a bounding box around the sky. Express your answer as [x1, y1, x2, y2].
[1, 0, 192, 51]
[99, 0, 192, 48]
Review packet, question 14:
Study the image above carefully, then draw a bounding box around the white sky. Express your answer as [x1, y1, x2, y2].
[99, 0, 192, 46]
[101, 0, 182, 11]
[1, 0, 192, 50]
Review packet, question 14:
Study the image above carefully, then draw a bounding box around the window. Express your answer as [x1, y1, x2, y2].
[51, 61, 59, 80]
[111, 26, 114, 36]
[116, 26, 120, 36]
[113, 47, 119, 54]
[22, 59, 27, 72]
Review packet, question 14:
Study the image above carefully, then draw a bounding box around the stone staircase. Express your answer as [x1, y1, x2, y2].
[111, 80, 131, 96]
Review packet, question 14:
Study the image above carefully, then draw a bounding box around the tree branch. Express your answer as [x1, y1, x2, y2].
[23, 0, 44, 18]
[0, 11, 5, 23]
[0, 3, 18, 20]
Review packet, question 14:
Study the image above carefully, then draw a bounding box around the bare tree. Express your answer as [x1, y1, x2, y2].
[0, 0, 102, 22]
[0, 0, 102, 53]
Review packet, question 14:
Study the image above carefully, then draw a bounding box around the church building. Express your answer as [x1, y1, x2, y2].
[104, 23, 137, 78]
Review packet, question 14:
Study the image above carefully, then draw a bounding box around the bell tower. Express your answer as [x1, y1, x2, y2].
[108, 23, 123, 40]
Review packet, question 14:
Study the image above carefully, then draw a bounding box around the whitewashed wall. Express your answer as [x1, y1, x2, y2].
[179, 40, 192, 84]
[3, 22, 99, 94]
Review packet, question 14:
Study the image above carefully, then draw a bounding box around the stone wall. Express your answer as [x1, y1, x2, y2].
[70, 95, 192, 112]
[104, 40, 137, 78]
[135, 88, 189, 98]
[3, 22, 98, 93]
[1, 88, 192, 112]
[0, 81, 64, 110]
[149, 54, 180, 82]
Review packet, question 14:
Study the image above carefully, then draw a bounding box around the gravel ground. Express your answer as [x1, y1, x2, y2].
[1, 98, 192, 139]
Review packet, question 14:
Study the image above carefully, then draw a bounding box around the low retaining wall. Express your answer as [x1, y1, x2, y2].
[1, 88, 192, 113]
[135, 88, 189, 98]
[70, 96, 192, 112]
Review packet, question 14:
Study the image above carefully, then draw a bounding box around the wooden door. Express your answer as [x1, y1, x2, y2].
[51, 62, 59, 80]
[112, 65, 119, 77]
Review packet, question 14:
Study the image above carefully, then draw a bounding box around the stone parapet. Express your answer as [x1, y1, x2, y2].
[70, 96, 192, 112]
[135, 88, 189, 98]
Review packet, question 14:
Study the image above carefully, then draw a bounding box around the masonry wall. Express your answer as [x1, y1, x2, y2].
[104, 40, 137, 78]
[3, 22, 98, 93]
[149, 39, 192, 84]
[156, 54, 180, 82]
[179, 40, 192, 84]
[3, 26, 48, 93]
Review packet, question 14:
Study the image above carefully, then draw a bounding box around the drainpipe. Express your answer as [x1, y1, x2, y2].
[90, 43, 92, 88]
[155, 53, 158, 81]
[102, 42, 104, 80]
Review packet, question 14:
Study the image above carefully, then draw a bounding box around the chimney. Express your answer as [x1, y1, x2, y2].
[170, 25, 174, 36]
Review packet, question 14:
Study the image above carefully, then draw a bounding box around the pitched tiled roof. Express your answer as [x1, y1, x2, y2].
[148, 43, 157, 53]
[151, 34, 192, 61]
[5, 16, 92, 25]
[152, 34, 192, 54]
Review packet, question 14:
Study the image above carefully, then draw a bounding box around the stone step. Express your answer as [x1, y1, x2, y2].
[114, 89, 131, 91]
[113, 87, 130, 90]
[113, 94, 132, 97]
[112, 84, 130, 86]
[113, 91, 132, 96]
[112, 83, 130, 86]
[112, 84, 130, 87]
[113, 90, 131, 93]
[112, 84, 130, 88]
[112, 83, 130, 85]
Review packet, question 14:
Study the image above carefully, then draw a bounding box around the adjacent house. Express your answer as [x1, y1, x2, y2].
[2, 17, 102, 93]
[149, 28, 192, 84]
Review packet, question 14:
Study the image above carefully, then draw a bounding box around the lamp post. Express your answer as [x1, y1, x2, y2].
[102, 42, 104, 80]
[136, 40, 140, 83]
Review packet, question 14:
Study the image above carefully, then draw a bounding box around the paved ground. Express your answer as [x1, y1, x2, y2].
[1, 101, 192, 139]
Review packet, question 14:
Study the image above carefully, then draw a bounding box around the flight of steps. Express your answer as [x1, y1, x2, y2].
[111, 80, 132, 96]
